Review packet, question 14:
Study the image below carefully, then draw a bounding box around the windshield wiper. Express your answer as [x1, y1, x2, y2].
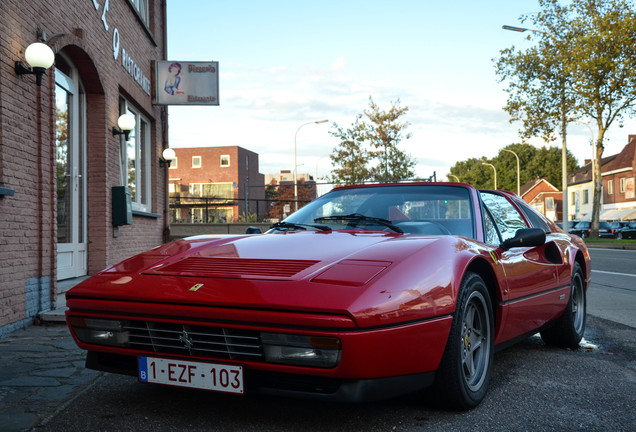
[314, 213, 403, 233]
[270, 221, 332, 232]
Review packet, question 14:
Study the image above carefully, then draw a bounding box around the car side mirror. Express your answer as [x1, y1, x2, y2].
[500, 228, 546, 251]
[245, 226, 262, 234]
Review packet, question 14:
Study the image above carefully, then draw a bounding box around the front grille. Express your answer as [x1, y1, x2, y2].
[123, 320, 264, 361]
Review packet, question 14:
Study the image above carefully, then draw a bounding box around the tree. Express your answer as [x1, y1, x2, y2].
[496, 1, 578, 226]
[449, 143, 578, 192]
[496, 0, 636, 237]
[362, 98, 415, 181]
[328, 116, 371, 184]
[329, 97, 415, 183]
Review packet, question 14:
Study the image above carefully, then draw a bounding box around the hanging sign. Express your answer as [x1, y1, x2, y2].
[154, 61, 219, 105]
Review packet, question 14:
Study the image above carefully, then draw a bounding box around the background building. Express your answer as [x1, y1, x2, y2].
[0, 1, 170, 334]
[168, 146, 265, 222]
[567, 135, 636, 221]
[520, 178, 562, 222]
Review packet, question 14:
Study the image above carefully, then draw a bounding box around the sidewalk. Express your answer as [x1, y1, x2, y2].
[0, 276, 102, 432]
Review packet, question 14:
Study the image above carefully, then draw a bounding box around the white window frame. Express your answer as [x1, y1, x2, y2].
[620, 177, 627, 193]
[608, 179, 614, 195]
[169, 156, 177, 169]
[192, 156, 202, 168]
[129, 0, 149, 25]
[220, 154, 230, 167]
[119, 97, 151, 213]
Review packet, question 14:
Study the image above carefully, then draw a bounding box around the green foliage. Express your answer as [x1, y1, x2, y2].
[449, 143, 578, 191]
[329, 97, 415, 184]
[328, 116, 371, 184]
[238, 212, 259, 223]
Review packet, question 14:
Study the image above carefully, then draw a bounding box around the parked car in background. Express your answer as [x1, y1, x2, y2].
[609, 221, 630, 238]
[570, 221, 614, 238]
[557, 220, 579, 232]
[616, 221, 636, 239]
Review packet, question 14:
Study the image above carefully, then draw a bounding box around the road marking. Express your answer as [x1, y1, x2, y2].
[592, 269, 636, 278]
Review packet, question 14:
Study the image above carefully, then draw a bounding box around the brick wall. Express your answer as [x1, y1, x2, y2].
[0, 0, 168, 331]
[170, 146, 265, 220]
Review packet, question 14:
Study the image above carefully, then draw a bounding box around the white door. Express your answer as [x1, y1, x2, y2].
[55, 59, 87, 281]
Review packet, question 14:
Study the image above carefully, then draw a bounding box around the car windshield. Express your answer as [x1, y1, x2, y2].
[282, 184, 475, 237]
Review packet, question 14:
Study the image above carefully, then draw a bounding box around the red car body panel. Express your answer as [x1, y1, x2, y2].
[65, 183, 591, 403]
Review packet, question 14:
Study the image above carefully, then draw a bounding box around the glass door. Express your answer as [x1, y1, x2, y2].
[55, 57, 87, 281]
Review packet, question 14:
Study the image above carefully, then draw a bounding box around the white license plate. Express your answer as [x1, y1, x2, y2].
[138, 356, 244, 394]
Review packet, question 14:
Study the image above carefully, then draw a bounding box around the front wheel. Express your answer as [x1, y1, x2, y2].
[434, 272, 494, 410]
[540, 262, 586, 348]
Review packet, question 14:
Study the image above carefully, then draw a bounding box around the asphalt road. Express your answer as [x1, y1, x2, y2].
[33, 248, 636, 432]
[587, 248, 636, 328]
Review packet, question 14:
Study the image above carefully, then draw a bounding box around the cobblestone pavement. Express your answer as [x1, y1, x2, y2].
[0, 323, 102, 432]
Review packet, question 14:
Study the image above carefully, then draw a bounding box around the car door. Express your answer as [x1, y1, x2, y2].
[480, 192, 570, 343]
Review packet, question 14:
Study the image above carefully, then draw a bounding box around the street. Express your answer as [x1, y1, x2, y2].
[30, 248, 636, 431]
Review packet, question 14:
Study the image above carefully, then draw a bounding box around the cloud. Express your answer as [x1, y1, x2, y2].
[331, 56, 347, 71]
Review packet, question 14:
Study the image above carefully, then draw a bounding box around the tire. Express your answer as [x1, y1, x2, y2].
[434, 272, 494, 410]
[540, 262, 586, 348]
[617, 232, 623, 239]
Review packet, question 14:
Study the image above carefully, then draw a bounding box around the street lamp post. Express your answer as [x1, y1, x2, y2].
[503, 24, 568, 227]
[502, 148, 520, 195]
[294, 120, 328, 211]
[483, 162, 497, 190]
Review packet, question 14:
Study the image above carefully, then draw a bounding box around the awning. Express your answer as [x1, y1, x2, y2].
[620, 208, 636, 221]
[600, 208, 636, 221]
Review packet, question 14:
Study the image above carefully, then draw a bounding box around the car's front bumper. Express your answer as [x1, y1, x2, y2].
[85, 350, 436, 402]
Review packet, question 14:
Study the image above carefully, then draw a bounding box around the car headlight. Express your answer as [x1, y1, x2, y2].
[260, 332, 341, 368]
[69, 317, 129, 347]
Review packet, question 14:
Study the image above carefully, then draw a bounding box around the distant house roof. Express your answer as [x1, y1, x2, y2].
[568, 154, 617, 185]
[601, 135, 636, 173]
[520, 177, 559, 198]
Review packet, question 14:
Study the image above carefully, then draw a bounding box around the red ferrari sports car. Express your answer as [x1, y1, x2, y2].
[65, 183, 590, 409]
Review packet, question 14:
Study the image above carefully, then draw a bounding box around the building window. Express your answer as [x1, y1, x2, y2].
[119, 98, 151, 213]
[129, 0, 149, 25]
[170, 157, 177, 169]
[220, 155, 230, 167]
[608, 179, 614, 195]
[189, 183, 233, 198]
[583, 189, 589, 204]
[620, 177, 627, 193]
[546, 197, 554, 210]
[192, 156, 202, 168]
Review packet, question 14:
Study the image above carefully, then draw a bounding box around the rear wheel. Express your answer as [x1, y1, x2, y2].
[540, 262, 586, 348]
[434, 272, 494, 410]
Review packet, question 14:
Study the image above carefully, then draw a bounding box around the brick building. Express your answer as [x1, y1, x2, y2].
[567, 135, 636, 221]
[520, 178, 563, 222]
[0, 1, 170, 334]
[168, 146, 265, 223]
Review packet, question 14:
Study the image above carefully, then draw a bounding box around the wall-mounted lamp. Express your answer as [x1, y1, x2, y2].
[112, 114, 136, 140]
[15, 42, 55, 86]
[159, 148, 176, 167]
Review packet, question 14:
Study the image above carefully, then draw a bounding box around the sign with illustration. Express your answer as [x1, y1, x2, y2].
[626, 177, 635, 199]
[155, 61, 219, 105]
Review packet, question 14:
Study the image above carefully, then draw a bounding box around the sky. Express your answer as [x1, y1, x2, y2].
[165, 0, 636, 182]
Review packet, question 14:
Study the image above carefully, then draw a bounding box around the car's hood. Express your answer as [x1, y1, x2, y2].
[67, 231, 458, 326]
